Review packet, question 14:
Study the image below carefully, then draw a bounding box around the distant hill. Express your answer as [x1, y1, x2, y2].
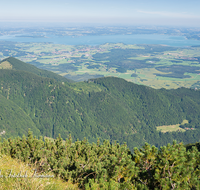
[0, 57, 74, 83]
[0, 57, 200, 151]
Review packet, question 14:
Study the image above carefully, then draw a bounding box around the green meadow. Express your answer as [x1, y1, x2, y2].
[156, 120, 189, 133]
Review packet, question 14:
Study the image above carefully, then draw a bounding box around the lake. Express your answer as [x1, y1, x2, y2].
[1, 34, 200, 47]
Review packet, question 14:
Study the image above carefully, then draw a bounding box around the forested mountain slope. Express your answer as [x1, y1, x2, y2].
[0, 94, 40, 138]
[0, 57, 200, 151]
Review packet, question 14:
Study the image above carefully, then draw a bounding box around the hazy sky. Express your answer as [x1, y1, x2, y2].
[1, 0, 200, 27]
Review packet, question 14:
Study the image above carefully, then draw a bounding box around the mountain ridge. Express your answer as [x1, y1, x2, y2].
[0, 57, 74, 83]
[0, 57, 200, 151]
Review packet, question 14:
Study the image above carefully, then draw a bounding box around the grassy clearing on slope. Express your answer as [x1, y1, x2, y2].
[0, 61, 12, 69]
[156, 120, 188, 133]
[69, 81, 105, 94]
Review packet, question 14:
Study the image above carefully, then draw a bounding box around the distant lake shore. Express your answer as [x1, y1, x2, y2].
[1, 33, 200, 47]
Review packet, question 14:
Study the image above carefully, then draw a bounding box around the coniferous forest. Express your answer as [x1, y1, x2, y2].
[0, 57, 200, 189]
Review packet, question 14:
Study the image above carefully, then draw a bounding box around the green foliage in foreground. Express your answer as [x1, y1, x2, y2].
[1, 131, 200, 189]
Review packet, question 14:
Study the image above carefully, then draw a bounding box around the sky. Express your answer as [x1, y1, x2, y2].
[1, 0, 200, 27]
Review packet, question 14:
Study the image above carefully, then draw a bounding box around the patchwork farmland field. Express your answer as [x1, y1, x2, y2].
[1, 41, 200, 89]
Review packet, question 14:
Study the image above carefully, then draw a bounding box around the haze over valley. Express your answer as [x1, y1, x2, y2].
[1, 26, 200, 89]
